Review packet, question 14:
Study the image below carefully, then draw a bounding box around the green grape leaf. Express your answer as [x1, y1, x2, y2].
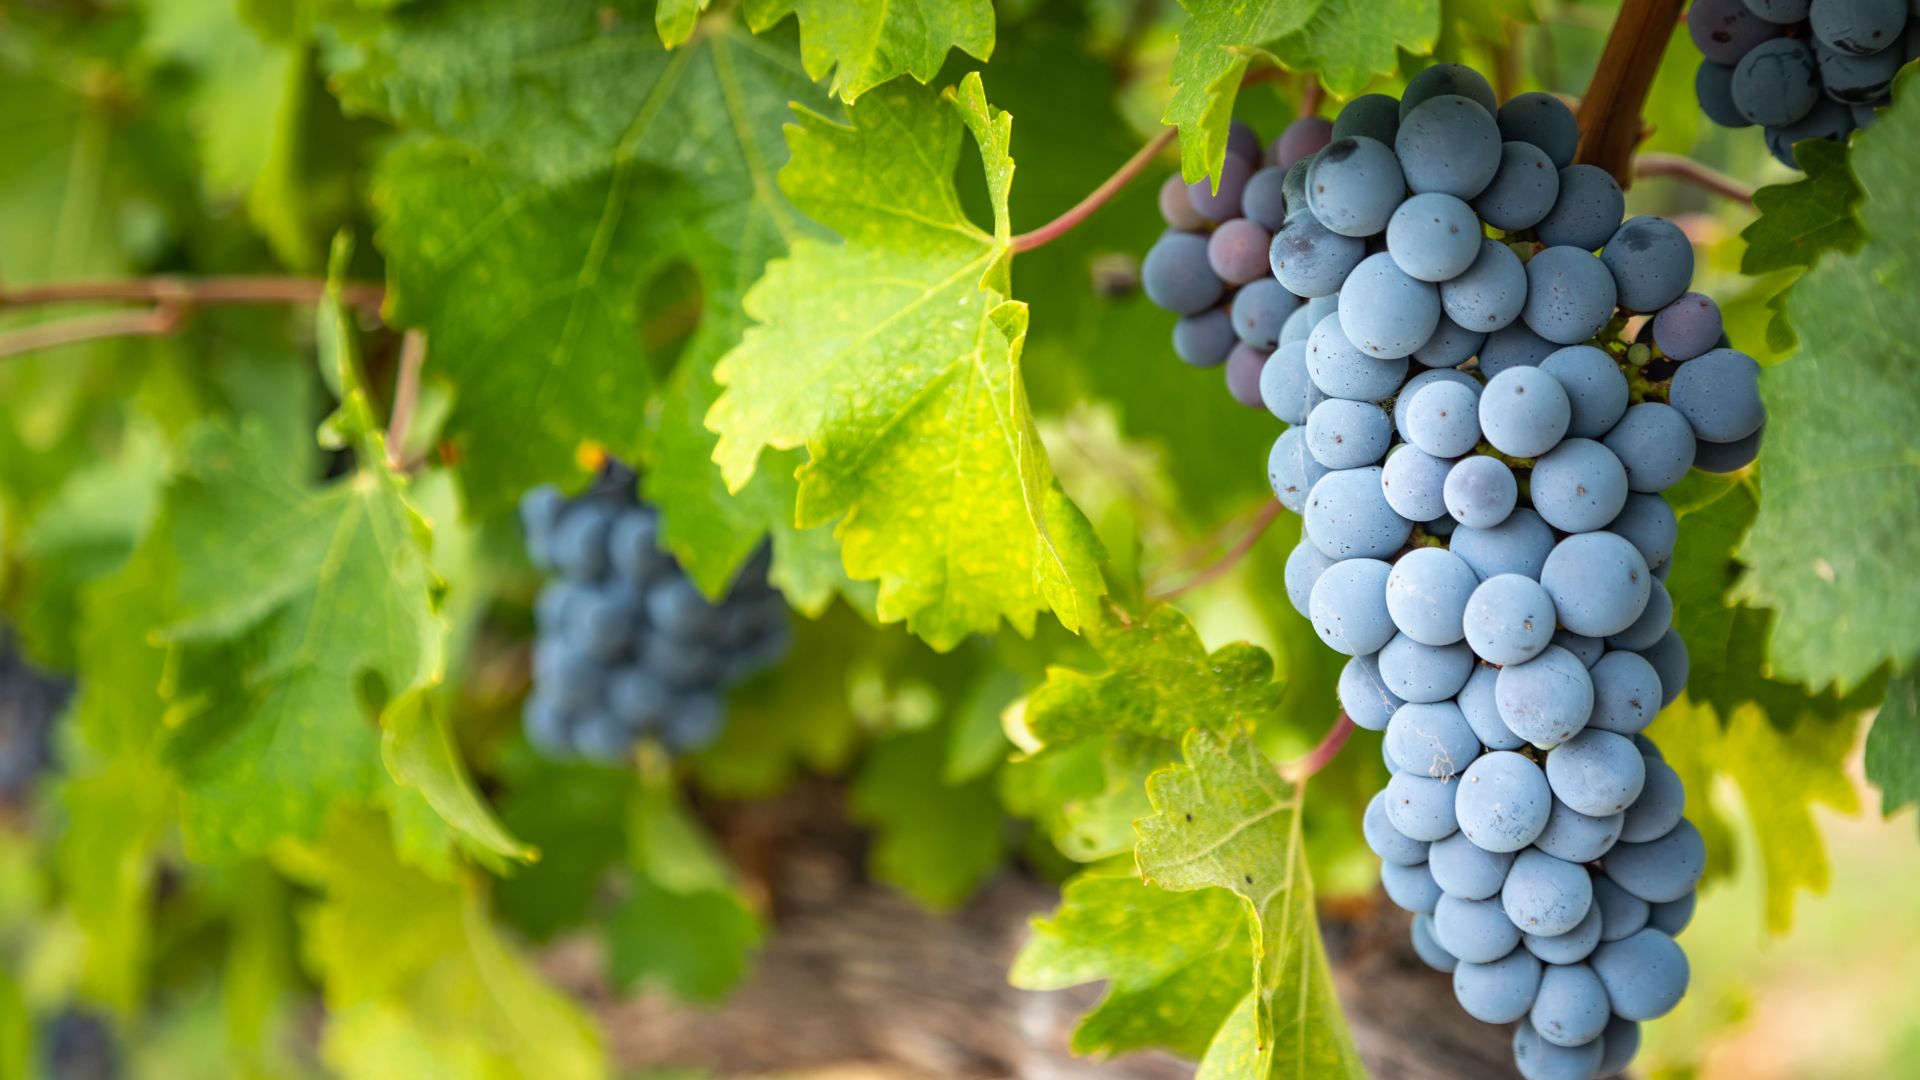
[1011, 866, 1249, 1059]
[278, 813, 603, 1080]
[656, 0, 713, 46]
[607, 880, 762, 1003]
[1866, 675, 1920, 832]
[1734, 89, 1920, 691]
[54, 760, 171, 1013]
[1021, 604, 1284, 744]
[707, 73, 1106, 650]
[1166, 0, 1439, 183]
[744, 0, 995, 103]
[1134, 731, 1364, 1075]
[1739, 138, 1865, 275]
[495, 757, 634, 940]
[849, 724, 1006, 909]
[1002, 734, 1168, 863]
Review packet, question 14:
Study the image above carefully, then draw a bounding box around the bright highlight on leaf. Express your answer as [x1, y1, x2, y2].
[744, 0, 995, 103]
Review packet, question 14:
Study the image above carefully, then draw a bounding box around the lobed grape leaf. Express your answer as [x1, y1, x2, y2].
[849, 724, 1007, 909]
[1866, 675, 1920, 833]
[707, 73, 1105, 650]
[1011, 866, 1250, 1060]
[1165, 0, 1439, 184]
[656, 0, 714, 47]
[1733, 88, 1920, 692]
[744, 0, 996, 103]
[1739, 139, 1865, 275]
[1134, 730, 1365, 1077]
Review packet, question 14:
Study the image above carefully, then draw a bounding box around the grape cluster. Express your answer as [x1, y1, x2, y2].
[1689, 0, 1918, 166]
[0, 636, 73, 802]
[519, 468, 789, 762]
[1145, 63, 1767, 1079]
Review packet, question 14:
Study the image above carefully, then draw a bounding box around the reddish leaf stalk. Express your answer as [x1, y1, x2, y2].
[1634, 151, 1756, 207]
[0, 275, 384, 311]
[0, 306, 184, 360]
[1148, 499, 1283, 601]
[386, 330, 428, 469]
[1281, 713, 1356, 783]
[1010, 126, 1178, 253]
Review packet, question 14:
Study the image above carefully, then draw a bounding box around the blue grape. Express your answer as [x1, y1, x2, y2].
[1552, 630, 1605, 668]
[1669, 348, 1764, 442]
[1473, 141, 1562, 231]
[1745, 0, 1810, 21]
[1339, 252, 1442, 358]
[564, 587, 635, 658]
[1605, 399, 1697, 491]
[1690, 0, 1784, 64]
[1306, 136, 1406, 237]
[1496, 92, 1580, 168]
[1607, 492, 1678, 571]
[1440, 237, 1527, 332]
[1435, 894, 1523, 964]
[1449, 507, 1556, 581]
[1535, 165, 1626, 251]
[1695, 59, 1752, 129]
[1306, 398, 1393, 469]
[1497, 646, 1596, 749]
[1597, 1016, 1642, 1078]
[1546, 729, 1647, 816]
[1186, 151, 1253, 221]
[520, 485, 567, 568]
[1540, 531, 1651, 638]
[1810, 0, 1907, 54]
[1430, 830, 1518, 901]
[1604, 819, 1706, 904]
[1817, 39, 1904, 103]
[1607, 577, 1672, 653]
[1226, 119, 1262, 167]
[1340, 653, 1404, 731]
[1385, 546, 1479, 646]
[1459, 662, 1526, 751]
[1530, 439, 1631, 533]
[1224, 343, 1270, 408]
[1621, 756, 1686, 844]
[1481, 366, 1573, 457]
[1453, 947, 1543, 1024]
[1394, 368, 1480, 440]
[1305, 466, 1412, 558]
[571, 708, 634, 763]
[1478, 322, 1558, 377]
[1381, 446, 1454, 522]
[1412, 913, 1459, 972]
[1268, 428, 1321, 514]
[1593, 872, 1652, 944]
[1333, 93, 1402, 145]
[1404, 379, 1483, 458]
[1523, 903, 1602, 965]
[1378, 634, 1476, 703]
[1173, 307, 1236, 368]
[1270, 210, 1365, 297]
[1382, 858, 1445, 913]
[1540, 345, 1629, 438]
[1385, 771, 1464, 842]
[523, 690, 574, 755]
[1309, 557, 1397, 655]
[552, 502, 614, 579]
[1158, 172, 1206, 230]
[1230, 278, 1298, 348]
[1241, 166, 1291, 230]
[608, 508, 665, 583]
[1366, 788, 1431, 866]
[1207, 218, 1273, 285]
[1400, 64, 1499, 119]
[1275, 115, 1334, 168]
[1534, 798, 1623, 863]
[661, 692, 725, 753]
[1648, 892, 1697, 936]
[1732, 38, 1821, 124]
[1586, 650, 1664, 735]
[1502, 848, 1595, 937]
[1590, 928, 1690, 1019]
[1531, 963, 1611, 1049]
[1278, 300, 1318, 347]
[1285, 539, 1334, 617]
[1444, 456, 1518, 529]
[1457, 750, 1553, 853]
[1387, 192, 1483, 282]
[1639, 630, 1690, 707]
[1764, 97, 1857, 167]
[1523, 246, 1618, 344]
[1692, 423, 1764, 473]
[607, 665, 669, 729]
[1602, 215, 1695, 314]
[1652, 292, 1723, 362]
[1463, 573, 1557, 665]
[1398, 95, 1503, 200]
[1513, 1019, 1604, 1080]
[1259, 340, 1311, 420]
[1142, 232, 1225, 314]
[1387, 701, 1482, 778]
[1306, 312, 1410, 401]
[1411, 314, 1487, 368]
[1282, 158, 1312, 214]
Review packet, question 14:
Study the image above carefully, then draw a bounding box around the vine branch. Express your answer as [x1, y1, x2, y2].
[1148, 500, 1283, 601]
[386, 330, 428, 469]
[1573, 0, 1688, 186]
[1280, 713, 1355, 783]
[1011, 127, 1178, 253]
[0, 275, 384, 312]
[1633, 151, 1756, 207]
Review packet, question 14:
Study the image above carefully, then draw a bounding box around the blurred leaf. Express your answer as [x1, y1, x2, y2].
[1740, 139, 1864, 275]
[1135, 730, 1364, 1075]
[607, 879, 761, 1003]
[849, 724, 1005, 909]
[1011, 866, 1248, 1059]
[743, 0, 995, 102]
[655, 0, 713, 46]
[1866, 675, 1919, 832]
[1735, 88, 1920, 692]
[494, 758, 632, 940]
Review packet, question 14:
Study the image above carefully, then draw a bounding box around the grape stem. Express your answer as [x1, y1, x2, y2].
[0, 305, 185, 360]
[0, 275, 384, 311]
[1010, 126, 1178, 253]
[1573, 0, 1687, 186]
[1633, 152, 1755, 207]
[1300, 76, 1325, 119]
[386, 330, 429, 469]
[1147, 499, 1283, 600]
[1280, 712, 1356, 783]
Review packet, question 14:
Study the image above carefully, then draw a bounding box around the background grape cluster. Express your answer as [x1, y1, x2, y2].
[1689, 0, 1918, 166]
[1142, 63, 1768, 1080]
[0, 635, 73, 804]
[519, 467, 789, 762]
